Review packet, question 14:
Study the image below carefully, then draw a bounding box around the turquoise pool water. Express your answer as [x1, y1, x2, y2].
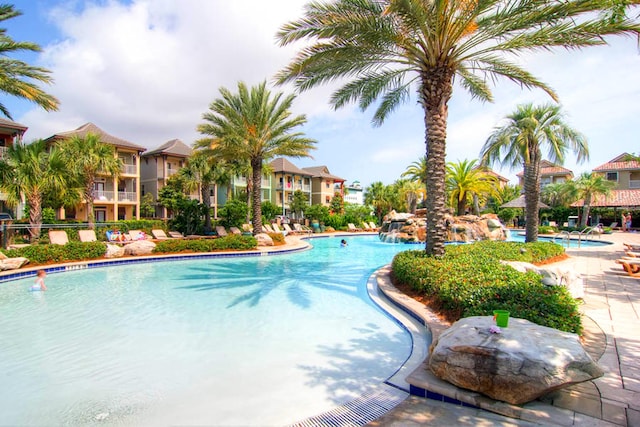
[0, 236, 412, 426]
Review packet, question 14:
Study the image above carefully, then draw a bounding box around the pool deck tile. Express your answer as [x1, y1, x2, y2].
[371, 230, 640, 427]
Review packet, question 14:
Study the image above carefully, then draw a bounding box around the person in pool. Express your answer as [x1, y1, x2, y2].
[340, 239, 348, 247]
[30, 270, 47, 292]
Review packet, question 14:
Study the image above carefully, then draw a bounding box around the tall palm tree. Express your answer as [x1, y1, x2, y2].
[401, 156, 427, 185]
[196, 81, 316, 235]
[0, 140, 68, 238]
[276, 0, 639, 257]
[365, 181, 394, 224]
[480, 103, 588, 242]
[58, 133, 122, 229]
[0, 5, 59, 119]
[180, 151, 230, 233]
[574, 172, 615, 227]
[394, 178, 425, 214]
[541, 181, 577, 208]
[445, 159, 497, 215]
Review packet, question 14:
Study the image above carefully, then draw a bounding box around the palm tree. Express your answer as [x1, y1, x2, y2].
[0, 140, 68, 238]
[541, 181, 577, 208]
[276, 0, 639, 257]
[0, 5, 59, 119]
[574, 172, 615, 227]
[196, 81, 316, 235]
[480, 103, 588, 242]
[365, 181, 393, 224]
[394, 178, 425, 214]
[179, 151, 230, 233]
[58, 133, 122, 229]
[445, 159, 497, 215]
[401, 156, 427, 185]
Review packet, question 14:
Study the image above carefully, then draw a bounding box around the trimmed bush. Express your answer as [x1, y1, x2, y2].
[153, 235, 257, 253]
[391, 241, 582, 334]
[267, 233, 285, 245]
[2, 242, 107, 264]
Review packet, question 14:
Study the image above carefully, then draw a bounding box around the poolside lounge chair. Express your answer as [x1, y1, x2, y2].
[78, 229, 97, 242]
[129, 230, 148, 241]
[623, 242, 640, 251]
[272, 223, 288, 235]
[282, 224, 299, 235]
[106, 230, 131, 243]
[151, 229, 171, 240]
[348, 223, 363, 232]
[361, 222, 375, 232]
[215, 226, 228, 237]
[168, 231, 185, 239]
[368, 222, 380, 232]
[49, 230, 69, 245]
[293, 223, 312, 235]
[230, 227, 242, 235]
[615, 258, 640, 277]
[262, 224, 275, 233]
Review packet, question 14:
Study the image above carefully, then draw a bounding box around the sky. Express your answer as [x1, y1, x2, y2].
[4, 0, 640, 188]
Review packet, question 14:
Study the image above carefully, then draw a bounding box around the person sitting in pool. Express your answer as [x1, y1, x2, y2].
[30, 270, 47, 292]
[340, 239, 348, 247]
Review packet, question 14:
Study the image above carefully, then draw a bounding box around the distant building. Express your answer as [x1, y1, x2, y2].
[270, 158, 312, 216]
[344, 180, 364, 205]
[45, 123, 145, 222]
[302, 165, 345, 207]
[516, 160, 573, 189]
[0, 118, 28, 215]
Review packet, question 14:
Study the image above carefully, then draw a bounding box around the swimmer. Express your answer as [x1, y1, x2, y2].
[30, 269, 47, 292]
[340, 239, 348, 247]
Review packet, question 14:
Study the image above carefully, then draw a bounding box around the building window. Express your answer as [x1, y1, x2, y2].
[325, 196, 330, 203]
[606, 172, 618, 181]
[325, 181, 330, 189]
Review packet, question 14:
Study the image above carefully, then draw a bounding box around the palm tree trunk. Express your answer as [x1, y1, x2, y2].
[85, 181, 95, 229]
[202, 184, 212, 233]
[251, 158, 263, 235]
[523, 159, 541, 242]
[28, 194, 42, 239]
[581, 194, 592, 228]
[420, 68, 454, 257]
[473, 194, 480, 216]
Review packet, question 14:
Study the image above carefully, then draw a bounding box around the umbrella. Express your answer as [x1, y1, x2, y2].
[500, 194, 549, 209]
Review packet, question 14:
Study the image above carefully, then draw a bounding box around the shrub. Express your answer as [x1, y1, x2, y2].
[391, 241, 581, 334]
[268, 233, 285, 245]
[153, 235, 257, 253]
[2, 242, 107, 264]
[538, 225, 557, 234]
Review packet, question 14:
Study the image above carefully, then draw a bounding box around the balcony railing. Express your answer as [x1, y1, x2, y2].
[118, 191, 137, 202]
[94, 191, 115, 202]
[630, 180, 640, 189]
[0, 146, 7, 159]
[121, 164, 136, 175]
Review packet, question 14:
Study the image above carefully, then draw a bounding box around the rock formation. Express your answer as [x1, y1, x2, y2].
[429, 316, 603, 404]
[123, 240, 156, 256]
[379, 210, 508, 243]
[502, 261, 584, 299]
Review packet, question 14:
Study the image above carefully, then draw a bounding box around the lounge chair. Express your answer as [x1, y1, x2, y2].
[106, 230, 130, 243]
[362, 222, 375, 231]
[78, 229, 97, 242]
[262, 224, 275, 233]
[615, 257, 640, 277]
[368, 221, 380, 231]
[151, 229, 171, 240]
[282, 224, 299, 235]
[230, 227, 242, 235]
[348, 223, 363, 232]
[610, 222, 619, 230]
[293, 223, 312, 235]
[215, 226, 228, 237]
[168, 231, 185, 239]
[623, 242, 640, 251]
[49, 230, 69, 245]
[272, 223, 288, 235]
[129, 230, 148, 241]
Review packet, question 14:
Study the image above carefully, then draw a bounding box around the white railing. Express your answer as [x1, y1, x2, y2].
[118, 191, 137, 202]
[0, 146, 7, 159]
[121, 164, 136, 175]
[166, 168, 178, 177]
[94, 191, 115, 202]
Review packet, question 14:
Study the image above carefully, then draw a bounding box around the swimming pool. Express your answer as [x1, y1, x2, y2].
[0, 236, 415, 425]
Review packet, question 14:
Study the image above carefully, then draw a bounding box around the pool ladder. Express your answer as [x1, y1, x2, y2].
[553, 223, 603, 248]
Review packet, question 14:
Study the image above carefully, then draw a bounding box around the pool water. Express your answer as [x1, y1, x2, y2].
[0, 236, 412, 426]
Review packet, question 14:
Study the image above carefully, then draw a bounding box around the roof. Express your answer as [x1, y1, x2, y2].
[302, 165, 345, 182]
[475, 166, 509, 183]
[270, 158, 312, 176]
[500, 194, 549, 209]
[571, 189, 640, 208]
[593, 153, 640, 172]
[0, 118, 28, 134]
[142, 139, 192, 158]
[46, 122, 145, 151]
[516, 160, 573, 178]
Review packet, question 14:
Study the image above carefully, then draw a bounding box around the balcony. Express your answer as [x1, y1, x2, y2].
[0, 146, 7, 159]
[94, 190, 115, 202]
[118, 191, 137, 202]
[630, 180, 640, 189]
[121, 164, 136, 175]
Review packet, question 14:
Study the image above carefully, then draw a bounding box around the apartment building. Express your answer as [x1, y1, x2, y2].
[270, 158, 311, 216]
[45, 123, 145, 221]
[302, 165, 345, 206]
[0, 118, 27, 215]
[517, 160, 573, 189]
[140, 139, 192, 218]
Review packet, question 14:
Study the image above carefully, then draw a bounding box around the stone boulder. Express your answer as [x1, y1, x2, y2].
[105, 244, 125, 258]
[255, 233, 274, 246]
[0, 257, 29, 270]
[502, 261, 584, 299]
[429, 316, 603, 405]
[123, 240, 156, 256]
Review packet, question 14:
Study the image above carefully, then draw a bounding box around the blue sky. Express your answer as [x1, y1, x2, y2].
[4, 0, 640, 187]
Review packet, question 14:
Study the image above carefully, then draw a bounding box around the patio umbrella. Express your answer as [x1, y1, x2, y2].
[500, 194, 549, 209]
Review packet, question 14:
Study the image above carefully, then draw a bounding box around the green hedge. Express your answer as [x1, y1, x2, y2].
[391, 241, 582, 334]
[153, 235, 257, 253]
[2, 242, 107, 264]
